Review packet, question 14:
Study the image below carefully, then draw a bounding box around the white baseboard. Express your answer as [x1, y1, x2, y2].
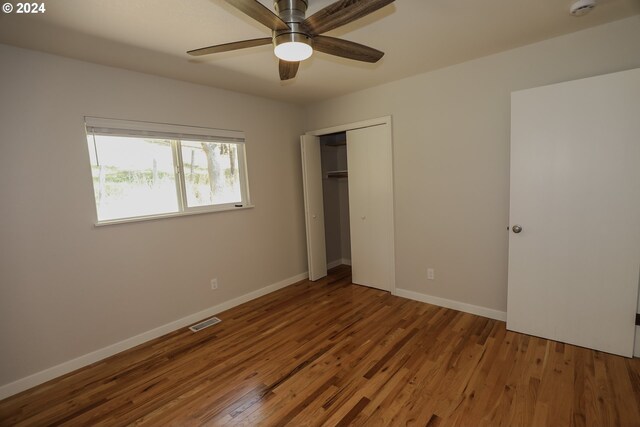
[394, 288, 507, 322]
[327, 259, 352, 269]
[0, 272, 308, 400]
[327, 259, 343, 269]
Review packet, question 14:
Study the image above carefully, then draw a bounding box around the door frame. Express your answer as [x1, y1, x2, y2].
[304, 116, 396, 295]
[306, 116, 392, 137]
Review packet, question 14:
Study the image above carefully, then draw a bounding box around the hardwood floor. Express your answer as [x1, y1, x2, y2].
[1, 265, 640, 426]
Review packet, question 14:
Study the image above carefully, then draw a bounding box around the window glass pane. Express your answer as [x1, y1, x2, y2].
[180, 141, 242, 208]
[87, 135, 179, 221]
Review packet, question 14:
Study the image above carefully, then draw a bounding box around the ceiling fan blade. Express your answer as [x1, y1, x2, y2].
[279, 60, 300, 80]
[225, 0, 290, 31]
[187, 38, 272, 56]
[303, 0, 395, 35]
[313, 36, 384, 63]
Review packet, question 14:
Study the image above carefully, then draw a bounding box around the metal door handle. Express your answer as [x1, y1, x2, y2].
[512, 225, 523, 233]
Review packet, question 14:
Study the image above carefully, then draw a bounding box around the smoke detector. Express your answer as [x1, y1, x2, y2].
[570, 0, 597, 16]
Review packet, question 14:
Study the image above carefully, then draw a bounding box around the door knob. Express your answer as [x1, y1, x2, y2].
[512, 225, 523, 233]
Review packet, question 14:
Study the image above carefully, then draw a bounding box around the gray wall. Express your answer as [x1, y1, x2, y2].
[305, 16, 640, 313]
[0, 44, 308, 386]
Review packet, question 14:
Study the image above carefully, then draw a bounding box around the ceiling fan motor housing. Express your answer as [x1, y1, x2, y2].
[274, 0, 308, 23]
[273, 0, 312, 51]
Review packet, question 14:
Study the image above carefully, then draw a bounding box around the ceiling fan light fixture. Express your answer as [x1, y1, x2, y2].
[188, 0, 395, 80]
[274, 33, 313, 62]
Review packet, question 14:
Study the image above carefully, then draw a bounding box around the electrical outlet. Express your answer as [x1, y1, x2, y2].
[210, 278, 218, 290]
[427, 268, 435, 280]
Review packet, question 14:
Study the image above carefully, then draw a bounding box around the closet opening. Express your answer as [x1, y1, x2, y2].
[301, 116, 395, 291]
[319, 132, 351, 268]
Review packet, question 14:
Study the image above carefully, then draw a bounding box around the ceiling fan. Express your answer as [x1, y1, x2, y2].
[187, 0, 395, 80]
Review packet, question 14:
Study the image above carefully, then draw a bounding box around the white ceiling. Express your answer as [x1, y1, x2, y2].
[0, 0, 638, 104]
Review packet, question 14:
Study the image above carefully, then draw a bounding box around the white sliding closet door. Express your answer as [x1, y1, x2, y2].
[300, 135, 327, 281]
[507, 69, 640, 357]
[347, 125, 395, 291]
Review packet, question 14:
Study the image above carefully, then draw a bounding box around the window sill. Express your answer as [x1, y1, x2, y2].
[94, 204, 255, 227]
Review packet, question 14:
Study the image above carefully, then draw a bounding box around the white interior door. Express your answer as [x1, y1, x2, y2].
[301, 135, 327, 281]
[507, 69, 640, 357]
[347, 125, 395, 292]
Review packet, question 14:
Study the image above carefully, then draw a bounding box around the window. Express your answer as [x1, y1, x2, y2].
[85, 117, 251, 224]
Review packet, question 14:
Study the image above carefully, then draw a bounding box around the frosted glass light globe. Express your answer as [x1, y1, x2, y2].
[274, 41, 313, 62]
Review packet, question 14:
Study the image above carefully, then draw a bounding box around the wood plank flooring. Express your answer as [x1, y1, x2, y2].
[1, 265, 640, 426]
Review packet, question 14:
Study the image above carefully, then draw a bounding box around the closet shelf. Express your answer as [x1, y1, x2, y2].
[325, 140, 346, 147]
[326, 170, 348, 179]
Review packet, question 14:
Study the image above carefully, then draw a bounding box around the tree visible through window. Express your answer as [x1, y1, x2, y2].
[85, 118, 250, 223]
[180, 141, 241, 208]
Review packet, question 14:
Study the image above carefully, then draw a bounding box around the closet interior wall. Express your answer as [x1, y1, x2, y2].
[320, 133, 351, 267]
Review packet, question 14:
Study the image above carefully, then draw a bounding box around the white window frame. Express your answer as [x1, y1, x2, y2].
[85, 117, 253, 226]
